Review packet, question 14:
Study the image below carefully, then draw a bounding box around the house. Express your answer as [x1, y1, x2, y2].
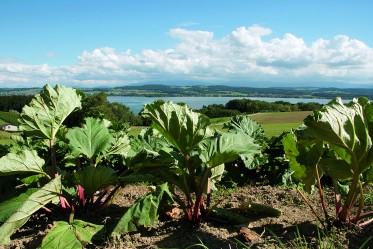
[0, 124, 18, 132]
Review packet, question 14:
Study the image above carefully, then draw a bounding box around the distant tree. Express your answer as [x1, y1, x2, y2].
[225, 99, 321, 113]
[198, 104, 241, 118]
[0, 95, 33, 112]
[296, 102, 323, 111]
[64, 92, 142, 127]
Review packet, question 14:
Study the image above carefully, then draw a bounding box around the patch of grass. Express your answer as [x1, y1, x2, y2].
[249, 111, 311, 124]
[128, 112, 310, 138]
[250, 111, 311, 138]
[264, 226, 345, 249]
[0, 118, 7, 125]
[210, 116, 232, 124]
[209, 116, 233, 132]
[209, 112, 310, 137]
[0, 111, 20, 125]
[261, 123, 303, 138]
[0, 130, 12, 138]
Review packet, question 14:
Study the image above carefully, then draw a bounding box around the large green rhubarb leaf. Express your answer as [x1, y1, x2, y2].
[66, 118, 114, 160]
[0, 177, 62, 245]
[73, 166, 119, 196]
[19, 84, 81, 139]
[225, 115, 267, 169]
[107, 132, 131, 156]
[142, 101, 212, 154]
[0, 150, 46, 176]
[304, 97, 373, 173]
[226, 115, 266, 144]
[199, 133, 260, 168]
[39, 220, 103, 249]
[0, 188, 38, 222]
[111, 183, 173, 235]
[282, 132, 324, 193]
[126, 128, 175, 170]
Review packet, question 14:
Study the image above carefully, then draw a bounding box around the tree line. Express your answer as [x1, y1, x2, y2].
[0, 93, 143, 127]
[0, 93, 323, 126]
[0, 95, 34, 112]
[197, 99, 323, 118]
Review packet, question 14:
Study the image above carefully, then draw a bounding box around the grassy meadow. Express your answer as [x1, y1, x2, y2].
[209, 111, 312, 138]
[250, 111, 312, 137]
[0, 112, 20, 145]
[0, 111, 313, 145]
[0, 111, 20, 125]
[128, 111, 312, 138]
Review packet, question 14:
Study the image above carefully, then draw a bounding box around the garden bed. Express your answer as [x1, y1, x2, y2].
[6, 184, 373, 249]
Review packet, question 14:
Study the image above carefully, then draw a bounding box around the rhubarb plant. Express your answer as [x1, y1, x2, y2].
[0, 85, 139, 247]
[118, 101, 264, 225]
[283, 97, 373, 227]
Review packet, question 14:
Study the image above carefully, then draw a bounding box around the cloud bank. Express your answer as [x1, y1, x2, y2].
[1, 25, 373, 88]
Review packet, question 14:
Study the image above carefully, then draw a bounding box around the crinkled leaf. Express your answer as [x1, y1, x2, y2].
[0, 177, 62, 245]
[199, 133, 260, 168]
[335, 181, 350, 196]
[107, 132, 131, 156]
[39, 220, 103, 249]
[211, 164, 225, 182]
[0, 150, 46, 176]
[226, 115, 267, 145]
[134, 128, 171, 152]
[319, 157, 353, 181]
[127, 133, 175, 170]
[111, 183, 173, 235]
[282, 132, 324, 193]
[240, 153, 268, 170]
[18, 84, 81, 139]
[304, 97, 373, 174]
[142, 101, 212, 154]
[0, 188, 38, 222]
[363, 100, 373, 138]
[66, 118, 114, 159]
[128, 148, 161, 169]
[74, 166, 118, 196]
[210, 164, 225, 191]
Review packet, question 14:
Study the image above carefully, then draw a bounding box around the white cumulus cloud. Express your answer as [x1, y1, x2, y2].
[1, 25, 373, 88]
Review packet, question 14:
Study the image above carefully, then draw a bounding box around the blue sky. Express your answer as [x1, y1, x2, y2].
[1, 0, 373, 88]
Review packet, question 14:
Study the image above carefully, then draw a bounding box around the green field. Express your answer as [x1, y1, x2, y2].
[0, 119, 7, 125]
[0, 112, 20, 125]
[0, 111, 313, 145]
[0, 112, 20, 145]
[250, 111, 312, 137]
[209, 111, 312, 138]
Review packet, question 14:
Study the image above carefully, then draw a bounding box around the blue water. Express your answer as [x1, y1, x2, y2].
[107, 96, 332, 114]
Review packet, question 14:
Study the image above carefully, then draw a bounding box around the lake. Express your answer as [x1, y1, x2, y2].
[107, 96, 333, 114]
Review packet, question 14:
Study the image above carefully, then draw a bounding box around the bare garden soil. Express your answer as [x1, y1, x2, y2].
[4, 185, 373, 249]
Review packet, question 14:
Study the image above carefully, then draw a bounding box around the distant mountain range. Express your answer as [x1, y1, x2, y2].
[1, 84, 373, 99]
[125, 80, 373, 89]
[110, 84, 373, 99]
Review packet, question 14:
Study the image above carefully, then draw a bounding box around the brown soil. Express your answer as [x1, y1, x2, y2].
[3, 185, 373, 249]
